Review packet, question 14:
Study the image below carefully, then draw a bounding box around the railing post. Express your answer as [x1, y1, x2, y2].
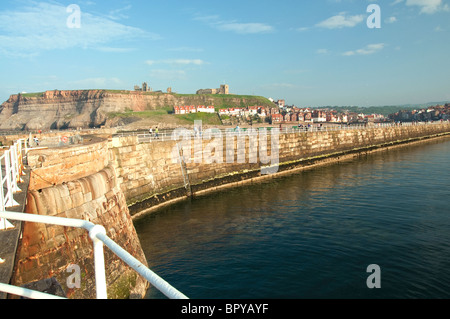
[9, 145, 21, 193]
[95, 232, 189, 300]
[4, 150, 19, 207]
[16, 140, 26, 179]
[0, 154, 4, 212]
[89, 225, 108, 299]
[0, 217, 14, 230]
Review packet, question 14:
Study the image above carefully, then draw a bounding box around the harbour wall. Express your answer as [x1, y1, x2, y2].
[113, 123, 450, 217]
[12, 137, 148, 299]
[12, 122, 450, 298]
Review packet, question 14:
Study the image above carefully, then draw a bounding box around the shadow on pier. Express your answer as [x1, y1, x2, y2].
[0, 164, 30, 299]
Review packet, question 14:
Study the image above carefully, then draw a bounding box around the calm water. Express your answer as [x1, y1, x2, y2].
[134, 137, 450, 299]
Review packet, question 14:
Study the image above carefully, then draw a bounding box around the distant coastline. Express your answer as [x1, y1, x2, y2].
[1, 88, 449, 132]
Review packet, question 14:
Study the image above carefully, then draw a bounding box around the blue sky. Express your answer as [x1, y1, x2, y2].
[0, 0, 449, 107]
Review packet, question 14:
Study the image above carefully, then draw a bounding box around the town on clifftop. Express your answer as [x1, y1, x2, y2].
[0, 83, 449, 132]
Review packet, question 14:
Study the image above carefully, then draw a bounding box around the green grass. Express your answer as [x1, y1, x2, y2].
[107, 108, 172, 119]
[19, 89, 131, 98]
[174, 112, 221, 125]
[172, 93, 274, 111]
[104, 90, 131, 94]
[17, 89, 273, 108]
[108, 107, 222, 125]
[19, 92, 45, 98]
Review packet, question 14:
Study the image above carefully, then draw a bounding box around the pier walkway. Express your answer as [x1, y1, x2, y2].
[0, 141, 30, 299]
[0, 138, 188, 299]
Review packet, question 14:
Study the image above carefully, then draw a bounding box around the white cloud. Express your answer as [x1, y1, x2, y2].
[317, 49, 330, 54]
[0, 2, 159, 57]
[391, 0, 404, 5]
[385, 16, 398, 23]
[295, 27, 310, 32]
[107, 4, 132, 20]
[216, 22, 274, 34]
[168, 47, 204, 53]
[343, 43, 386, 56]
[316, 13, 365, 29]
[145, 59, 207, 66]
[194, 15, 221, 23]
[145, 58, 207, 82]
[194, 14, 274, 34]
[405, 0, 448, 14]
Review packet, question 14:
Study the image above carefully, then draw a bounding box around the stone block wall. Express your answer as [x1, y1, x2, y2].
[110, 123, 450, 216]
[109, 136, 186, 208]
[13, 166, 148, 299]
[27, 136, 110, 191]
[14, 135, 149, 299]
[276, 123, 449, 162]
[12, 122, 449, 298]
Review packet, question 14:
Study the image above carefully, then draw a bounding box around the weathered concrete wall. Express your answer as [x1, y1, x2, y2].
[13, 139, 148, 299]
[109, 123, 450, 216]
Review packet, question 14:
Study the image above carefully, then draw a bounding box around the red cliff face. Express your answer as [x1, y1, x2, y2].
[0, 90, 167, 131]
[41, 89, 109, 101]
[0, 89, 273, 131]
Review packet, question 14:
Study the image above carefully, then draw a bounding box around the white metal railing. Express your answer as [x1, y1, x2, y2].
[128, 120, 450, 144]
[0, 139, 26, 230]
[1, 137, 50, 229]
[0, 137, 188, 299]
[114, 131, 173, 143]
[2, 121, 448, 297]
[0, 211, 189, 300]
[0, 282, 66, 299]
[137, 132, 172, 143]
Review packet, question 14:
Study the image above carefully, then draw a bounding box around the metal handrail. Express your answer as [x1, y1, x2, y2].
[0, 139, 28, 230]
[0, 145, 21, 212]
[1, 138, 188, 299]
[131, 120, 450, 143]
[0, 211, 189, 299]
[0, 282, 66, 299]
[0, 137, 56, 229]
[2, 121, 448, 297]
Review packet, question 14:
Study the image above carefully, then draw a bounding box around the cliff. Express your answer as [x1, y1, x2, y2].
[0, 90, 273, 131]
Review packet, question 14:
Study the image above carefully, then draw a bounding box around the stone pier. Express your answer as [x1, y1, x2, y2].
[110, 123, 450, 217]
[9, 136, 148, 299]
[4, 121, 450, 298]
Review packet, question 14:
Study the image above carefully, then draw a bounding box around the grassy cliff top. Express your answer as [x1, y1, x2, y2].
[171, 93, 274, 110]
[15, 90, 274, 109]
[108, 108, 223, 126]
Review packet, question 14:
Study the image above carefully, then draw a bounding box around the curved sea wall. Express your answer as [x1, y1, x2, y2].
[11, 122, 450, 298]
[12, 137, 148, 299]
[110, 123, 450, 217]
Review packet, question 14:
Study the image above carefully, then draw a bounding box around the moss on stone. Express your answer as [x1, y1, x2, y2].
[107, 270, 138, 299]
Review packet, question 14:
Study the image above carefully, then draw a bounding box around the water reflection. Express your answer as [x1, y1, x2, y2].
[135, 137, 450, 299]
